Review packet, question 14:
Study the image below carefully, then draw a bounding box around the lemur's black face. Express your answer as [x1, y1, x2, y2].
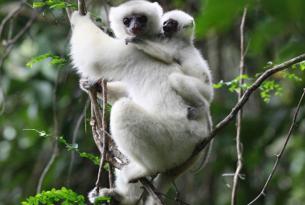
[163, 19, 178, 37]
[123, 14, 148, 36]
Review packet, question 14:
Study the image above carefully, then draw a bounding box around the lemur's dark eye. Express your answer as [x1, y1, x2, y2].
[138, 15, 147, 23]
[123, 17, 131, 26]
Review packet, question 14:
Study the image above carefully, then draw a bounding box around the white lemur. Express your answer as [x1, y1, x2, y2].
[124, 9, 214, 204]
[128, 10, 214, 115]
[70, 1, 211, 204]
[109, 10, 214, 119]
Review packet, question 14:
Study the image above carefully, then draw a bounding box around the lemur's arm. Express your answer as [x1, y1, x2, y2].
[126, 37, 178, 65]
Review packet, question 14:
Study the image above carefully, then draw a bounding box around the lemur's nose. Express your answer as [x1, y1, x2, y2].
[132, 24, 142, 34]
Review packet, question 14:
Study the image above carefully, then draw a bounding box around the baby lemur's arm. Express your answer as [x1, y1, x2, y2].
[126, 37, 178, 65]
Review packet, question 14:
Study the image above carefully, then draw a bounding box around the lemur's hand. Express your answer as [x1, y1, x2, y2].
[125, 36, 144, 45]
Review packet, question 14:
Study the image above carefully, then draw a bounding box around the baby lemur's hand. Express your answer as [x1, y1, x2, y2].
[125, 37, 144, 45]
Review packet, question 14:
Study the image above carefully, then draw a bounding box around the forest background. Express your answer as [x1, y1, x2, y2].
[0, 0, 305, 204]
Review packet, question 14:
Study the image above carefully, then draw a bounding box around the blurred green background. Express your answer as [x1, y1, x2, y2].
[0, 0, 305, 204]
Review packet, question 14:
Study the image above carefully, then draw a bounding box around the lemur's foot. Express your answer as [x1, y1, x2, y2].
[79, 78, 94, 92]
[79, 78, 104, 94]
[88, 187, 121, 204]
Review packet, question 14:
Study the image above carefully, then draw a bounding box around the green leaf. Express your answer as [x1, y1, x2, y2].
[21, 187, 86, 205]
[49, 2, 66, 9]
[26, 53, 66, 68]
[94, 195, 112, 204]
[259, 80, 283, 103]
[23, 129, 48, 137]
[32, 2, 46, 8]
[58, 136, 101, 166]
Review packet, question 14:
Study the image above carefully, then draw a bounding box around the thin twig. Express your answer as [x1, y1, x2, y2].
[0, 12, 36, 69]
[4, 12, 37, 47]
[36, 72, 60, 193]
[247, 88, 305, 205]
[66, 103, 87, 186]
[0, 1, 24, 39]
[231, 7, 247, 205]
[65, 0, 73, 20]
[139, 178, 164, 205]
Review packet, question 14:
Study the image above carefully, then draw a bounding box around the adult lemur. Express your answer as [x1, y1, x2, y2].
[70, 0, 212, 204]
[123, 9, 214, 204]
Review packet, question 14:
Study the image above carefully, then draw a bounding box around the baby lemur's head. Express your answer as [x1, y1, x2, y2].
[162, 10, 195, 42]
[109, 0, 163, 39]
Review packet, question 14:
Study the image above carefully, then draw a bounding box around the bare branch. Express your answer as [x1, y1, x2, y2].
[95, 80, 109, 191]
[0, 12, 36, 68]
[78, 0, 87, 16]
[139, 178, 164, 205]
[66, 102, 87, 186]
[247, 88, 305, 205]
[4, 12, 37, 47]
[231, 7, 247, 205]
[36, 72, 60, 193]
[0, 1, 24, 39]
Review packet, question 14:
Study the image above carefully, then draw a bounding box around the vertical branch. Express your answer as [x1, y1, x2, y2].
[101, 80, 115, 188]
[94, 79, 109, 191]
[231, 7, 247, 205]
[247, 88, 305, 205]
[78, 0, 87, 15]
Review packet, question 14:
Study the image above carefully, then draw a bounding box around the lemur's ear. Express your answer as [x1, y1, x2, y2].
[152, 2, 163, 14]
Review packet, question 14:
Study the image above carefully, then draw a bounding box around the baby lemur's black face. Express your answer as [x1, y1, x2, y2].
[163, 19, 178, 37]
[123, 14, 148, 36]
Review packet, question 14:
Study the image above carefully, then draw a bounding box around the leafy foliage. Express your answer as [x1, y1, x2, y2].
[26, 53, 67, 68]
[21, 187, 86, 205]
[58, 136, 100, 166]
[259, 80, 283, 103]
[213, 74, 251, 93]
[94, 196, 112, 205]
[32, 0, 77, 10]
[0, 0, 305, 205]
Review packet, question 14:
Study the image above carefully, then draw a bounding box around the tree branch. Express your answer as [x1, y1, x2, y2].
[194, 53, 305, 153]
[4, 12, 37, 47]
[231, 7, 247, 205]
[78, 0, 87, 16]
[247, 88, 305, 205]
[139, 178, 164, 205]
[0, 1, 24, 39]
[0, 11, 36, 69]
[166, 53, 305, 177]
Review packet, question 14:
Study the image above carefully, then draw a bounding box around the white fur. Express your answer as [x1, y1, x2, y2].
[162, 10, 195, 41]
[70, 11, 209, 204]
[134, 9, 214, 106]
[109, 0, 163, 39]
[104, 81, 129, 104]
[130, 10, 214, 204]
